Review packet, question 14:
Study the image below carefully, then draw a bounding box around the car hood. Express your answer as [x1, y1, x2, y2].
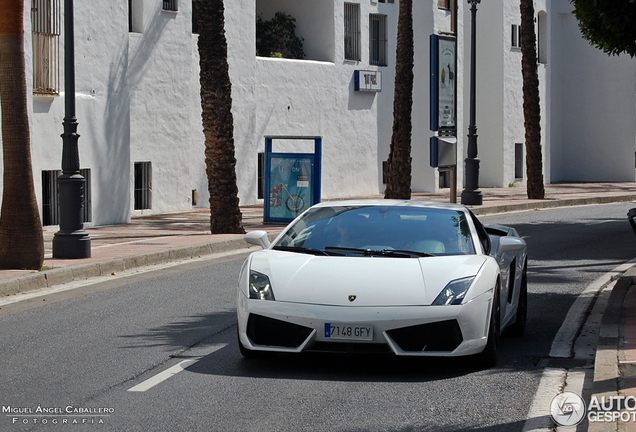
[249, 250, 488, 306]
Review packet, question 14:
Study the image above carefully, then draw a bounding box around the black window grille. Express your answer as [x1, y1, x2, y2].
[344, 3, 361, 61]
[369, 14, 387, 66]
[42, 169, 92, 226]
[515, 143, 524, 179]
[32, 0, 60, 94]
[134, 162, 152, 210]
[192, 0, 198, 33]
[163, 0, 178, 11]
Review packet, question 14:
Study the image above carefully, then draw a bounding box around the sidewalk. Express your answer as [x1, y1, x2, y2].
[2, 182, 636, 296]
[2, 181, 636, 431]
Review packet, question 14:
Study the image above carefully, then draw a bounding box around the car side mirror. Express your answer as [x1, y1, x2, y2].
[244, 230, 271, 249]
[497, 236, 526, 255]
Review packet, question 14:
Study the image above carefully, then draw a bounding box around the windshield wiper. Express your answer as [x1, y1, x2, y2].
[386, 249, 435, 258]
[324, 246, 434, 258]
[273, 246, 343, 256]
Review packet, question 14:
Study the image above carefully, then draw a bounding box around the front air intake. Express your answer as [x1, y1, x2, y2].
[386, 320, 463, 352]
[246, 314, 313, 348]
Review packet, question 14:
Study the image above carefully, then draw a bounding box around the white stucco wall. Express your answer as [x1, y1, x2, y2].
[461, 1, 504, 188]
[29, 0, 133, 226]
[230, 0, 403, 202]
[549, 0, 636, 182]
[128, 1, 207, 217]
[3, 0, 634, 228]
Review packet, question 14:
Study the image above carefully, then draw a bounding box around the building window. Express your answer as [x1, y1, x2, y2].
[192, 0, 198, 34]
[369, 14, 387, 66]
[129, 0, 143, 33]
[344, 3, 361, 61]
[32, 0, 60, 95]
[134, 162, 152, 210]
[42, 169, 92, 226]
[163, 0, 178, 12]
[515, 143, 524, 179]
[439, 0, 456, 33]
[511, 24, 521, 49]
[537, 11, 548, 64]
[439, 170, 451, 188]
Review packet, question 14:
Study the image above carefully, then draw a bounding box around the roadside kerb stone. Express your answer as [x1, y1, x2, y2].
[589, 267, 636, 432]
[70, 263, 104, 281]
[471, 194, 636, 216]
[44, 267, 74, 287]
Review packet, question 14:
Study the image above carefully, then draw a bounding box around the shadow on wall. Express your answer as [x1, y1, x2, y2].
[100, 11, 171, 225]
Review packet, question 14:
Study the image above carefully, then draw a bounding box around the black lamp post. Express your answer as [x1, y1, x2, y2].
[52, 0, 91, 258]
[461, 0, 483, 206]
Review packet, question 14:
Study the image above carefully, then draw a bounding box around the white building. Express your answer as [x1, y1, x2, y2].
[0, 0, 634, 227]
[468, 0, 636, 187]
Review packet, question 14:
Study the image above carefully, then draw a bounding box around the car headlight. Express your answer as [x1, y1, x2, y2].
[432, 276, 475, 305]
[249, 270, 275, 300]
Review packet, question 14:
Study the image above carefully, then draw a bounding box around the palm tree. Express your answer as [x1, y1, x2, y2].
[196, 0, 245, 234]
[0, 0, 45, 269]
[384, 0, 413, 200]
[520, 0, 545, 199]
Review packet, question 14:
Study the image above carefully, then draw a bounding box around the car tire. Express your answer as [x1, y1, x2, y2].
[237, 329, 272, 359]
[506, 260, 527, 337]
[475, 282, 500, 369]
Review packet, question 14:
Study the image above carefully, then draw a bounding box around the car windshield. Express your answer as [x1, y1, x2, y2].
[274, 205, 475, 256]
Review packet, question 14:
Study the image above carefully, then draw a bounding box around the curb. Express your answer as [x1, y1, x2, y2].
[0, 232, 282, 298]
[470, 194, 636, 215]
[589, 266, 636, 432]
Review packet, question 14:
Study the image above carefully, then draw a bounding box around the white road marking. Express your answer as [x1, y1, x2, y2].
[522, 367, 567, 432]
[549, 260, 635, 358]
[128, 344, 227, 392]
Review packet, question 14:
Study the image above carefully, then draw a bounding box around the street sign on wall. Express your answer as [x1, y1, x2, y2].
[354, 70, 382, 92]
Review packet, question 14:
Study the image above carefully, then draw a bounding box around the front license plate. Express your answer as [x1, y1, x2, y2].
[324, 323, 373, 341]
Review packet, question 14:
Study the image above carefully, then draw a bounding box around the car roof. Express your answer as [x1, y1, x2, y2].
[311, 199, 469, 212]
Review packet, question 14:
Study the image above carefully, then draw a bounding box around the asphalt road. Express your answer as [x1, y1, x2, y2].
[1, 203, 635, 432]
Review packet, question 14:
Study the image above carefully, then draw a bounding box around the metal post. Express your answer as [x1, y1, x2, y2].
[450, 167, 457, 203]
[461, 0, 483, 205]
[52, 0, 91, 258]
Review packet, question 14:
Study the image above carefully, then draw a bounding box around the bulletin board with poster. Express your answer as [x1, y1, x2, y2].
[430, 34, 457, 132]
[263, 137, 322, 223]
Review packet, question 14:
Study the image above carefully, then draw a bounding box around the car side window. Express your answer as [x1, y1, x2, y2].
[469, 210, 491, 254]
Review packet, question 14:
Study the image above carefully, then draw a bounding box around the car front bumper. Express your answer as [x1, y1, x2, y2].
[237, 291, 493, 357]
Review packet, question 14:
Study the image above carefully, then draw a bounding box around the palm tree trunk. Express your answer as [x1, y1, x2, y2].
[0, 0, 45, 269]
[520, 0, 545, 199]
[196, 0, 245, 234]
[385, 0, 414, 200]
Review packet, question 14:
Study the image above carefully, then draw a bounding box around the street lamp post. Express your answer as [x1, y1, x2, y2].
[52, 0, 91, 258]
[461, 0, 483, 206]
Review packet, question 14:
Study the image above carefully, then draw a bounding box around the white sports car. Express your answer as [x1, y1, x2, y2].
[237, 200, 527, 367]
